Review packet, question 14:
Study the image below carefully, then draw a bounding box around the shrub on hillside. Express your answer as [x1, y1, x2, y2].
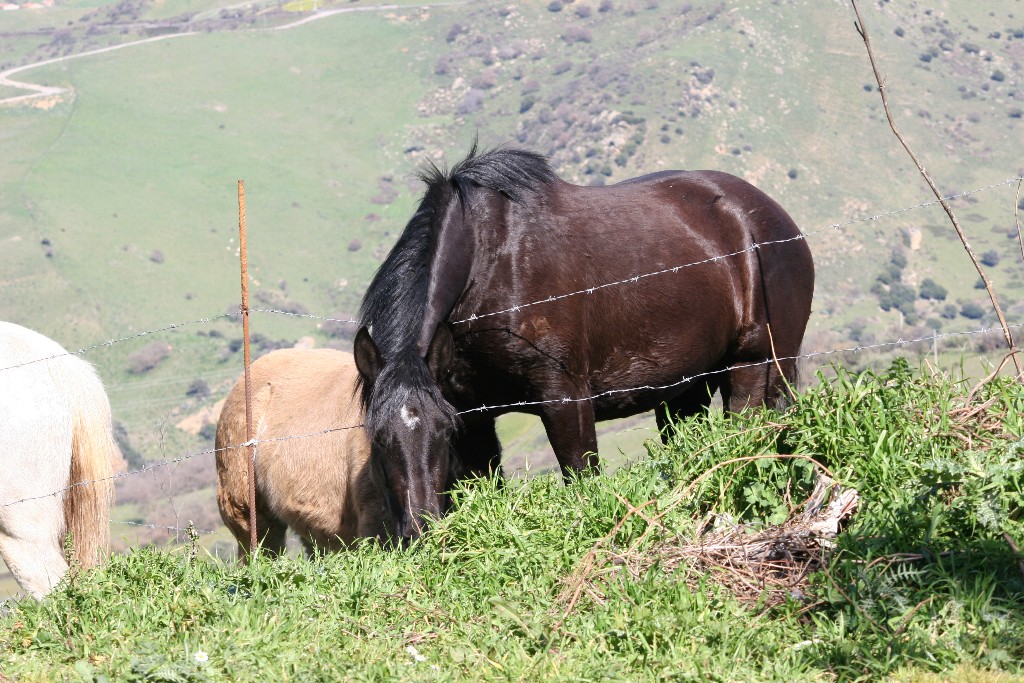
[471, 69, 498, 90]
[878, 283, 913, 309]
[457, 89, 485, 115]
[434, 55, 452, 76]
[445, 23, 467, 42]
[562, 26, 593, 44]
[980, 250, 1001, 267]
[127, 341, 171, 374]
[960, 301, 986, 319]
[919, 278, 948, 301]
[185, 379, 210, 399]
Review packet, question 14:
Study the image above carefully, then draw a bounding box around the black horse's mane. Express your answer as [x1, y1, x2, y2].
[357, 144, 557, 430]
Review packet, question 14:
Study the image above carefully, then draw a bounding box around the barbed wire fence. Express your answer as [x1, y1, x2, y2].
[1, 173, 1022, 563]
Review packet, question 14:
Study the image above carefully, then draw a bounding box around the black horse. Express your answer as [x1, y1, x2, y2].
[354, 145, 814, 541]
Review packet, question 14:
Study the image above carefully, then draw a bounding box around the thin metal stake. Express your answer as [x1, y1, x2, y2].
[238, 180, 258, 555]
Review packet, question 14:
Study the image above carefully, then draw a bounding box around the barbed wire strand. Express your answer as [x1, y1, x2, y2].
[245, 175, 1022, 329]
[249, 308, 357, 324]
[452, 176, 1024, 324]
[0, 320, 1015, 513]
[455, 322, 1024, 415]
[0, 313, 235, 374]
[0, 424, 366, 511]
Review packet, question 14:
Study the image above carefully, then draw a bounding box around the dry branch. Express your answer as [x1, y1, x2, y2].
[1015, 180, 1023, 266]
[631, 475, 859, 607]
[557, 458, 859, 617]
[849, 0, 1022, 380]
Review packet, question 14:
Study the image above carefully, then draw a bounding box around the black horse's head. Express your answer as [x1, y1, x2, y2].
[353, 323, 460, 545]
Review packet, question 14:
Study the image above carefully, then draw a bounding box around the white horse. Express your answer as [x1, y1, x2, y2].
[0, 321, 122, 599]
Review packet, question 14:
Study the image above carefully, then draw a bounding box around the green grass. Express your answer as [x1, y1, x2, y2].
[2, 362, 1022, 681]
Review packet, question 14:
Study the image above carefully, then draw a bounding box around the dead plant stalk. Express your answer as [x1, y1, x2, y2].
[849, 0, 1023, 381]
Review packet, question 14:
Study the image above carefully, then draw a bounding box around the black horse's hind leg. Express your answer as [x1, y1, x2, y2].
[723, 361, 794, 413]
[452, 416, 504, 479]
[656, 378, 720, 443]
[539, 399, 600, 479]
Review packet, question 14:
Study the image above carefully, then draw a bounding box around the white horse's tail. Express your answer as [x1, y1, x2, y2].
[63, 363, 122, 569]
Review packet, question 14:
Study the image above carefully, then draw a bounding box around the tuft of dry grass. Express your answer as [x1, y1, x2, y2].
[559, 468, 858, 614]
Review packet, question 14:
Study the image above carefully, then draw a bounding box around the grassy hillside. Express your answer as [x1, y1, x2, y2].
[0, 0, 1022, 583]
[1, 365, 1022, 681]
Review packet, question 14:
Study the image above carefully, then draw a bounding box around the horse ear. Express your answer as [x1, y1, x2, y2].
[353, 327, 383, 385]
[426, 323, 454, 381]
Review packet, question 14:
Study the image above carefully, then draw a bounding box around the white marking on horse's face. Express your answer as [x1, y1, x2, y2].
[400, 404, 420, 431]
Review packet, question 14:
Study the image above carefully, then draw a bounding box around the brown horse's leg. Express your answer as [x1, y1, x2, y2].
[231, 509, 287, 563]
[539, 400, 599, 480]
[256, 514, 288, 558]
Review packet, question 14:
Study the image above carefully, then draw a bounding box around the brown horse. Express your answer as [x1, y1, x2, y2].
[354, 145, 815, 542]
[215, 348, 391, 558]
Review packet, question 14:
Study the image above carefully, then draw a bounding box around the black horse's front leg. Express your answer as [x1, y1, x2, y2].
[539, 398, 600, 480]
[451, 416, 503, 480]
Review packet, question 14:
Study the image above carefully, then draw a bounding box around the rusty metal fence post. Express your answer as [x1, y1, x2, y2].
[237, 180, 258, 555]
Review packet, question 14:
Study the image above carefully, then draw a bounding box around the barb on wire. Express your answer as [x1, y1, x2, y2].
[0, 312, 234, 374]
[113, 520, 219, 536]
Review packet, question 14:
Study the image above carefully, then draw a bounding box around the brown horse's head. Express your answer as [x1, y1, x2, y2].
[353, 324, 459, 545]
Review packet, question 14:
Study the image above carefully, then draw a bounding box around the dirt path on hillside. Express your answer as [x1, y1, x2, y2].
[0, 1, 469, 107]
